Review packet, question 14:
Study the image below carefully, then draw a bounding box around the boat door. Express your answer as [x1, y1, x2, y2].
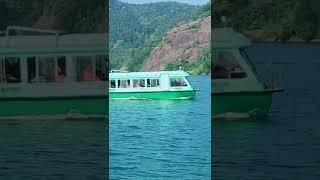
[160, 73, 170, 91]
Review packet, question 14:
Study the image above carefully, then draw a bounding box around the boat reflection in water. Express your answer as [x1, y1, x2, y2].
[212, 28, 284, 119]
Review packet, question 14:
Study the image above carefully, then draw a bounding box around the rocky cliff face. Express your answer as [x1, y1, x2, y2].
[142, 16, 211, 71]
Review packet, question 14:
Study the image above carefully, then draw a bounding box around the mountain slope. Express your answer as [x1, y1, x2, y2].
[142, 16, 211, 74]
[109, 0, 199, 71]
[0, 0, 107, 32]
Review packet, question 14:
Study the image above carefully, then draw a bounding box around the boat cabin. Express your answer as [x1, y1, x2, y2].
[212, 28, 264, 93]
[109, 70, 193, 93]
[0, 26, 108, 98]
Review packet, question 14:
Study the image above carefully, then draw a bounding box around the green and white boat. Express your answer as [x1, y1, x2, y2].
[0, 26, 108, 119]
[212, 28, 284, 119]
[109, 70, 197, 100]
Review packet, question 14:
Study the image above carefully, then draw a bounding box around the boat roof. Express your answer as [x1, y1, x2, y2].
[0, 27, 108, 56]
[109, 70, 190, 79]
[213, 28, 251, 49]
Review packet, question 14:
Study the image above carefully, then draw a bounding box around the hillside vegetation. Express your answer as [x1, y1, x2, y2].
[0, 0, 107, 32]
[143, 16, 211, 74]
[213, 0, 320, 41]
[109, 0, 200, 71]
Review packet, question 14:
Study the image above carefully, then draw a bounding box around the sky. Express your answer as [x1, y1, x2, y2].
[120, 0, 209, 5]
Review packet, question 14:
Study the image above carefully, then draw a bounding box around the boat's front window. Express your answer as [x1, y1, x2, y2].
[240, 48, 258, 75]
[170, 77, 187, 87]
[0, 57, 21, 83]
[212, 51, 247, 79]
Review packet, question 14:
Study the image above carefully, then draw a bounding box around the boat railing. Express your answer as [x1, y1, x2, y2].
[3, 26, 64, 48]
[110, 69, 129, 73]
[256, 63, 283, 90]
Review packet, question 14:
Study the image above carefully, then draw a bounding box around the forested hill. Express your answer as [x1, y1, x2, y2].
[143, 2, 211, 75]
[109, 0, 200, 71]
[213, 0, 320, 41]
[0, 0, 107, 32]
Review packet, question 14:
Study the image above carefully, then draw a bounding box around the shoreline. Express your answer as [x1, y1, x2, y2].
[252, 39, 320, 43]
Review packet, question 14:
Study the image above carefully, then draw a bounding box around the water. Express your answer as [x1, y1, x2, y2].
[109, 76, 211, 179]
[213, 43, 320, 180]
[0, 119, 107, 179]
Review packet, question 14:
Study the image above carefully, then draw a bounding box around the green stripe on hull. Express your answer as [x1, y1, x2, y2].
[0, 98, 108, 117]
[212, 92, 272, 117]
[110, 90, 196, 100]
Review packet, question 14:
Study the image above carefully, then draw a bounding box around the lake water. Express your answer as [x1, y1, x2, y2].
[0, 119, 107, 179]
[109, 75, 211, 179]
[213, 43, 320, 180]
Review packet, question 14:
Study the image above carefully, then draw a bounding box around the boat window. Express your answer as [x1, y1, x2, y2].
[96, 55, 107, 81]
[117, 79, 131, 88]
[39, 57, 56, 82]
[212, 51, 247, 79]
[133, 79, 145, 88]
[28, 57, 56, 83]
[110, 80, 116, 88]
[170, 77, 187, 87]
[125, 80, 131, 88]
[147, 79, 159, 87]
[27, 56, 66, 83]
[74, 56, 107, 81]
[0, 57, 21, 83]
[75, 56, 95, 81]
[56, 56, 66, 83]
[240, 48, 258, 76]
[27, 57, 36, 82]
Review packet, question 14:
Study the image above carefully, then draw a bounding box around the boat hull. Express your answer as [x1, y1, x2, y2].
[109, 90, 196, 100]
[212, 91, 272, 119]
[0, 97, 108, 119]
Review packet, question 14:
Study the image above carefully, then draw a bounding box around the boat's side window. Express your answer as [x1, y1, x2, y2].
[74, 56, 107, 82]
[75, 56, 95, 81]
[0, 57, 21, 83]
[117, 80, 130, 88]
[110, 80, 116, 88]
[27, 57, 36, 83]
[212, 52, 247, 79]
[146, 79, 159, 87]
[27, 56, 66, 83]
[125, 80, 131, 88]
[28, 57, 56, 83]
[170, 77, 187, 87]
[133, 79, 145, 88]
[96, 55, 107, 81]
[56, 56, 66, 83]
[39, 57, 56, 83]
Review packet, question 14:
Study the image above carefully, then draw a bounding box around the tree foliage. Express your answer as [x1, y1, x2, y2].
[109, 0, 199, 71]
[213, 0, 320, 41]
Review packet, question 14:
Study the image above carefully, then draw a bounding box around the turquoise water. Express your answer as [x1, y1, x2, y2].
[109, 75, 211, 179]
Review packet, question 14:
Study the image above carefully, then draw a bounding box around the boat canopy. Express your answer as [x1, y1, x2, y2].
[110, 70, 189, 79]
[213, 28, 251, 50]
[0, 26, 108, 56]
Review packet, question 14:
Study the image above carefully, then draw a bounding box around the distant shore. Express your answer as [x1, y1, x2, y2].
[252, 38, 320, 43]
